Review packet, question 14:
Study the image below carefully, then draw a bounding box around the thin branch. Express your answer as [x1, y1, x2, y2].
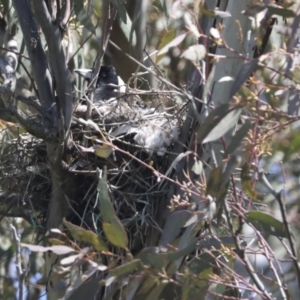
[260, 172, 300, 291]
[10, 106, 56, 141]
[10, 223, 24, 300]
[86, 2, 117, 121]
[223, 196, 273, 300]
[11, 0, 54, 112]
[33, 0, 73, 136]
[61, 0, 70, 28]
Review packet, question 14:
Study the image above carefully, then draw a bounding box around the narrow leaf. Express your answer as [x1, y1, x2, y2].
[103, 221, 128, 250]
[112, 0, 127, 23]
[197, 106, 242, 144]
[230, 59, 258, 98]
[63, 219, 108, 252]
[241, 163, 260, 199]
[98, 168, 128, 250]
[246, 211, 288, 238]
[156, 29, 177, 62]
[157, 33, 187, 56]
[202, 65, 216, 103]
[181, 45, 206, 62]
[73, 0, 96, 34]
[159, 210, 193, 246]
[21, 244, 75, 255]
[94, 144, 113, 158]
[160, 0, 169, 19]
[118, 13, 137, 46]
[268, 6, 295, 18]
[224, 120, 252, 157]
[192, 160, 203, 175]
[110, 259, 143, 276]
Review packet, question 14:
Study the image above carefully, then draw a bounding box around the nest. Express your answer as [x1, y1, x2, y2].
[0, 89, 186, 252]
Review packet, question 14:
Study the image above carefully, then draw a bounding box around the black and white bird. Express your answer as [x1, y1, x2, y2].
[74, 65, 125, 101]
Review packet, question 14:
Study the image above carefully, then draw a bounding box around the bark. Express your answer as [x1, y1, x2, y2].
[12, 1, 74, 298]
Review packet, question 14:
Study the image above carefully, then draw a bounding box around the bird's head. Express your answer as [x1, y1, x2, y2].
[74, 65, 125, 101]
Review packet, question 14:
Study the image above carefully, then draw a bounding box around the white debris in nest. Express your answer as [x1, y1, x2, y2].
[74, 97, 180, 156]
[133, 118, 179, 156]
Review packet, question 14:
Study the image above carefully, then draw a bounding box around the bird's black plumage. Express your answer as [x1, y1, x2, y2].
[75, 65, 119, 101]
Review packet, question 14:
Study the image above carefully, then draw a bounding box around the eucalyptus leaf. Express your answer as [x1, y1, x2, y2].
[192, 160, 203, 175]
[181, 44, 206, 62]
[224, 120, 252, 157]
[21, 243, 75, 255]
[157, 32, 187, 56]
[73, 0, 96, 34]
[230, 59, 258, 99]
[98, 168, 128, 250]
[63, 219, 108, 252]
[197, 105, 242, 144]
[246, 211, 288, 238]
[268, 6, 295, 18]
[110, 259, 143, 276]
[160, 0, 169, 20]
[112, 0, 127, 23]
[118, 13, 137, 47]
[159, 210, 193, 246]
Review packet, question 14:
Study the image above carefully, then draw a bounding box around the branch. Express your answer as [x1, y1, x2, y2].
[11, 0, 54, 113]
[32, 0, 73, 137]
[61, 0, 71, 28]
[86, 2, 117, 120]
[10, 106, 56, 141]
[10, 223, 25, 300]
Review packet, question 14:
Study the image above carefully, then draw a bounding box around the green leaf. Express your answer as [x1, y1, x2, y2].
[63, 219, 108, 252]
[94, 144, 113, 158]
[109, 259, 143, 276]
[156, 29, 177, 62]
[102, 221, 128, 250]
[137, 242, 197, 269]
[21, 243, 75, 255]
[112, 0, 127, 23]
[268, 6, 295, 18]
[230, 59, 258, 99]
[117, 13, 137, 47]
[202, 65, 216, 102]
[157, 32, 187, 56]
[206, 167, 222, 196]
[98, 168, 128, 250]
[241, 163, 262, 200]
[197, 105, 242, 144]
[246, 211, 288, 238]
[181, 44, 206, 62]
[201, 7, 231, 19]
[73, 0, 96, 34]
[160, 0, 169, 20]
[224, 120, 252, 157]
[159, 210, 193, 246]
[48, 238, 67, 246]
[192, 160, 203, 175]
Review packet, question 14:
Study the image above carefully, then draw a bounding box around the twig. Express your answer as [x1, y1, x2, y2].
[10, 223, 24, 300]
[260, 172, 300, 291]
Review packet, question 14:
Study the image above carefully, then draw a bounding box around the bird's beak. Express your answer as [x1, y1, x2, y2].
[74, 68, 93, 80]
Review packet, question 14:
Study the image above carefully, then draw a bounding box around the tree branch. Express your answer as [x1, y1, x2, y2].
[11, 0, 54, 113]
[32, 0, 73, 136]
[10, 106, 56, 141]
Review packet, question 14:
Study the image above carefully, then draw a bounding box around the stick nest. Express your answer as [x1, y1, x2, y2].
[0, 90, 187, 251]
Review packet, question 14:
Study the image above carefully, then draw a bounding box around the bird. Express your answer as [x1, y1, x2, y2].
[74, 65, 125, 102]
